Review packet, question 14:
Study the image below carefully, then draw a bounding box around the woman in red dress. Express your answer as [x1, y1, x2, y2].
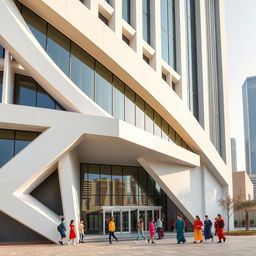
[68, 220, 77, 245]
[216, 214, 226, 243]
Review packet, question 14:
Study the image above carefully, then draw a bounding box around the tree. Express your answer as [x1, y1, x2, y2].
[235, 199, 256, 231]
[218, 193, 241, 232]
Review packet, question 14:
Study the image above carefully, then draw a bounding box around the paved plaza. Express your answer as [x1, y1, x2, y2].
[0, 236, 255, 256]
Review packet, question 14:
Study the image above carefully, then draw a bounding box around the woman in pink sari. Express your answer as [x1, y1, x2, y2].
[148, 218, 156, 244]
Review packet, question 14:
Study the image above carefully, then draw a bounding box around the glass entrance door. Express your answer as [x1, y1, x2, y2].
[113, 211, 121, 232]
[102, 207, 162, 234]
[122, 211, 129, 232]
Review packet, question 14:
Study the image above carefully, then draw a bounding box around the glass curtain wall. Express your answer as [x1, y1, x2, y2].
[81, 164, 167, 233]
[18, 4, 191, 152]
[14, 74, 64, 110]
[161, 0, 176, 69]
[186, 0, 199, 121]
[0, 129, 39, 168]
[122, 0, 131, 25]
[142, 0, 150, 44]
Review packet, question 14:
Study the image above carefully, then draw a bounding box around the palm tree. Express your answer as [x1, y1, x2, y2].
[235, 199, 256, 231]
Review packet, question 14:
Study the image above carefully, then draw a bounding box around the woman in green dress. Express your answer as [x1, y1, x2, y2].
[175, 215, 186, 244]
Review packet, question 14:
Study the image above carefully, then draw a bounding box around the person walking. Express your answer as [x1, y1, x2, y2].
[57, 217, 66, 245]
[108, 217, 118, 244]
[193, 215, 203, 243]
[204, 215, 213, 242]
[68, 220, 77, 245]
[134, 218, 147, 242]
[78, 220, 85, 243]
[216, 214, 226, 243]
[175, 215, 186, 244]
[156, 217, 163, 239]
[170, 219, 175, 232]
[148, 218, 156, 244]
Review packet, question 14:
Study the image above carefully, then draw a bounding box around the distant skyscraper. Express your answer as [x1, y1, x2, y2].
[242, 76, 256, 175]
[231, 138, 237, 172]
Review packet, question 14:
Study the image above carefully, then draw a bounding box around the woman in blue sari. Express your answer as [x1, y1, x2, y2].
[175, 215, 186, 244]
[204, 215, 213, 241]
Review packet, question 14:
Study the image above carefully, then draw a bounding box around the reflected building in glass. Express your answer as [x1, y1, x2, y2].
[0, 0, 231, 242]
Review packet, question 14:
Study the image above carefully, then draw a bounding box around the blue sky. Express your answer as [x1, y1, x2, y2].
[225, 0, 256, 170]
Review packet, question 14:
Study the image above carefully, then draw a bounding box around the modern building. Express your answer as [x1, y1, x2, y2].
[243, 76, 256, 175]
[231, 138, 237, 172]
[0, 0, 232, 243]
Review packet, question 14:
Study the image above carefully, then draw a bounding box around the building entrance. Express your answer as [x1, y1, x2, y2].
[102, 206, 162, 234]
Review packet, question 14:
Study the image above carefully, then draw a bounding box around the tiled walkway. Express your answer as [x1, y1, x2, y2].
[0, 236, 255, 256]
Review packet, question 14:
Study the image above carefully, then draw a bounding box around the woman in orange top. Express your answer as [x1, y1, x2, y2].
[193, 215, 203, 243]
[108, 217, 118, 244]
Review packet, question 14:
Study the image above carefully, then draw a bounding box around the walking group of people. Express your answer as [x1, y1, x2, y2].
[57, 218, 85, 245]
[57, 213, 226, 245]
[175, 213, 226, 244]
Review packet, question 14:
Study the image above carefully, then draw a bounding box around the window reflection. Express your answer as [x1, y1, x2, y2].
[96, 62, 113, 114]
[125, 86, 135, 125]
[113, 76, 125, 120]
[71, 42, 95, 100]
[0, 129, 39, 168]
[47, 25, 70, 75]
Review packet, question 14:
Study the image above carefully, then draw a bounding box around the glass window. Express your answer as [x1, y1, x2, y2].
[125, 86, 135, 125]
[47, 25, 70, 75]
[168, 126, 176, 142]
[37, 86, 55, 109]
[100, 165, 112, 196]
[162, 119, 169, 140]
[95, 62, 113, 114]
[0, 71, 3, 103]
[14, 74, 37, 107]
[161, 30, 168, 63]
[70, 42, 95, 100]
[161, 0, 168, 31]
[176, 133, 182, 146]
[112, 166, 123, 195]
[15, 131, 38, 155]
[161, 0, 176, 69]
[138, 167, 148, 197]
[142, 0, 150, 44]
[145, 103, 154, 134]
[0, 130, 14, 168]
[135, 95, 145, 130]
[113, 76, 125, 120]
[0, 45, 5, 59]
[88, 164, 100, 195]
[154, 112, 162, 137]
[122, 0, 131, 24]
[123, 166, 139, 196]
[22, 6, 47, 49]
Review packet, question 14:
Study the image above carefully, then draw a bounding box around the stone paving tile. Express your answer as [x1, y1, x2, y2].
[0, 236, 255, 256]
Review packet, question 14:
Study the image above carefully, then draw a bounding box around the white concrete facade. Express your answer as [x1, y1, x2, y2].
[0, 0, 232, 243]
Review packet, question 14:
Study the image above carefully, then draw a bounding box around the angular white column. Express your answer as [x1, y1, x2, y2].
[113, 0, 122, 38]
[58, 149, 80, 243]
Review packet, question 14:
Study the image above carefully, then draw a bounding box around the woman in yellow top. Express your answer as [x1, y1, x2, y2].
[108, 217, 118, 244]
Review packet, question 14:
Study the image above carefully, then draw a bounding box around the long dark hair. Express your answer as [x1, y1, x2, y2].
[70, 220, 74, 225]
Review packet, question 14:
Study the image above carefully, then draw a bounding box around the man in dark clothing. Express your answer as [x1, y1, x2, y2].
[57, 217, 67, 245]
